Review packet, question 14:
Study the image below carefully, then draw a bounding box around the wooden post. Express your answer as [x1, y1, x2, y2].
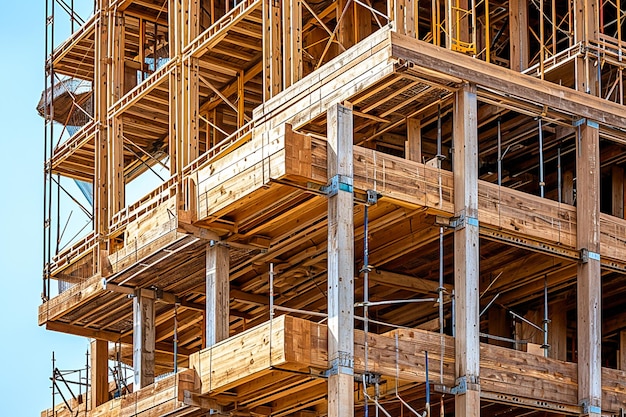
[263, 0, 282, 100]
[206, 243, 230, 347]
[612, 165, 624, 218]
[282, 0, 302, 88]
[182, 56, 200, 168]
[94, 5, 109, 237]
[327, 103, 354, 417]
[338, 0, 356, 49]
[509, 0, 529, 71]
[453, 83, 480, 417]
[576, 120, 601, 416]
[405, 117, 421, 162]
[563, 170, 575, 205]
[133, 291, 155, 389]
[574, 0, 599, 94]
[90, 339, 108, 409]
[488, 307, 510, 348]
[619, 330, 626, 370]
[548, 299, 568, 361]
[108, 117, 125, 216]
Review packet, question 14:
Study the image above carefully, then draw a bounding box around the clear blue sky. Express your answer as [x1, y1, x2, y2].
[0, 0, 92, 414]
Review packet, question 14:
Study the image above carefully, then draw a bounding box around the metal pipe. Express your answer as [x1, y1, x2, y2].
[479, 293, 500, 317]
[538, 118, 545, 198]
[355, 298, 437, 307]
[174, 303, 179, 373]
[509, 310, 544, 332]
[497, 117, 502, 186]
[557, 144, 562, 203]
[425, 351, 431, 417]
[436, 102, 443, 159]
[543, 275, 549, 357]
[363, 204, 370, 417]
[438, 225, 444, 384]
[269, 263, 274, 320]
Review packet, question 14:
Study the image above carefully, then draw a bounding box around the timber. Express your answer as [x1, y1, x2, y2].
[39, 0, 626, 415]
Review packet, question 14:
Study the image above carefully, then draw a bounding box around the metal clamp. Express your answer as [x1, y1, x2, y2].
[325, 351, 354, 376]
[581, 399, 601, 415]
[366, 189, 381, 205]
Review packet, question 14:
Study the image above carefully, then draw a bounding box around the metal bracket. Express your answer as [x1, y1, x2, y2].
[325, 351, 354, 377]
[354, 372, 383, 385]
[580, 248, 599, 263]
[366, 189, 381, 205]
[435, 214, 465, 230]
[580, 399, 601, 415]
[321, 175, 353, 197]
[434, 376, 467, 395]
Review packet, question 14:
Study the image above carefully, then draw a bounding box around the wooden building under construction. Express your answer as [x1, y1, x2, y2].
[39, 0, 626, 415]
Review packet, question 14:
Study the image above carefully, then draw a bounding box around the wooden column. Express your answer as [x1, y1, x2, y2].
[90, 339, 108, 409]
[206, 243, 230, 347]
[612, 166, 624, 218]
[169, 0, 182, 175]
[576, 120, 601, 416]
[488, 307, 510, 348]
[133, 291, 155, 389]
[327, 103, 354, 417]
[509, 0, 529, 71]
[563, 170, 575, 205]
[337, 0, 356, 50]
[405, 117, 421, 162]
[181, 56, 200, 168]
[282, 0, 302, 88]
[617, 330, 626, 371]
[108, 117, 125, 216]
[453, 83, 480, 417]
[548, 299, 568, 361]
[263, 0, 281, 100]
[574, 0, 599, 94]
[94, 4, 109, 237]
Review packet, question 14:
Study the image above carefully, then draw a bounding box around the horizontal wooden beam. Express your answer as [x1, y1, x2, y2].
[390, 32, 626, 129]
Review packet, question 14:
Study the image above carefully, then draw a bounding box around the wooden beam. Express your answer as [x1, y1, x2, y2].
[576, 120, 602, 416]
[453, 83, 480, 416]
[326, 103, 354, 417]
[90, 339, 109, 409]
[133, 290, 155, 389]
[390, 32, 626, 128]
[206, 243, 230, 346]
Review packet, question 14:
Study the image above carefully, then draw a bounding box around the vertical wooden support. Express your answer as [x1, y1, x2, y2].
[133, 291, 155, 390]
[619, 330, 626, 370]
[548, 299, 568, 361]
[453, 83, 480, 417]
[206, 243, 230, 347]
[563, 170, 575, 205]
[90, 339, 108, 409]
[181, 56, 200, 169]
[394, 0, 406, 35]
[574, 0, 599, 94]
[405, 0, 416, 37]
[612, 165, 624, 218]
[488, 307, 510, 348]
[108, 118, 125, 216]
[109, 11, 125, 106]
[327, 103, 354, 417]
[356, 0, 372, 42]
[576, 120, 601, 416]
[94, 2, 110, 276]
[282, 0, 302, 88]
[509, 0, 529, 71]
[338, 0, 356, 49]
[263, 0, 282, 100]
[405, 117, 421, 162]
[237, 70, 245, 128]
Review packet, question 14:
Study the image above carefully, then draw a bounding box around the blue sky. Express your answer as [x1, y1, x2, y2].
[0, 0, 92, 414]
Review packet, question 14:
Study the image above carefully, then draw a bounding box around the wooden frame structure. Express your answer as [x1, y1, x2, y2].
[39, 0, 626, 416]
